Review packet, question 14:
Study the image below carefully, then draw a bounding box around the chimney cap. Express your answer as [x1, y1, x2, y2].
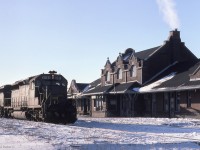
[49, 70, 57, 74]
[168, 29, 181, 41]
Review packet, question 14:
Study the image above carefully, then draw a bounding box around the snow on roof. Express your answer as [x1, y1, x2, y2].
[82, 84, 91, 93]
[133, 72, 176, 93]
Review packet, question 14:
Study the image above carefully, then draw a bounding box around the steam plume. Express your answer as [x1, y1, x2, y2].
[156, 0, 180, 29]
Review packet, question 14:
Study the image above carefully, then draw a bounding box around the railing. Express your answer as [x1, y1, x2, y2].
[11, 100, 28, 107]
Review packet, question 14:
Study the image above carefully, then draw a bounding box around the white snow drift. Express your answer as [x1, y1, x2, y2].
[0, 117, 200, 149]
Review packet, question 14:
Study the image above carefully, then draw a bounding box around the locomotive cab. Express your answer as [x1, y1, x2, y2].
[27, 71, 77, 123]
[3, 71, 77, 124]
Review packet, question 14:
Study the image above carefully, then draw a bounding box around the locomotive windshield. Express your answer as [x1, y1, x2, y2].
[42, 75, 62, 80]
[38, 75, 66, 86]
[41, 81, 66, 86]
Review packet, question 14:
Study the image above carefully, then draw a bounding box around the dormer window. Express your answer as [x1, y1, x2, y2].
[105, 71, 110, 82]
[117, 68, 122, 79]
[124, 64, 128, 70]
[130, 65, 136, 77]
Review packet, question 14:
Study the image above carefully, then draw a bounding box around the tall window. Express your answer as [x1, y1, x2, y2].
[106, 71, 110, 81]
[94, 99, 104, 111]
[187, 91, 191, 108]
[130, 65, 136, 77]
[31, 82, 35, 89]
[175, 92, 180, 111]
[117, 68, 122, 79]
[164, 93, 169, 112]
[81, 99, 84, 111]
[109, 99, 117, 110]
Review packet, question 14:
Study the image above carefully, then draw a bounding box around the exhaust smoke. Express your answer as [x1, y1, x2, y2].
[156, 0, 180, 29]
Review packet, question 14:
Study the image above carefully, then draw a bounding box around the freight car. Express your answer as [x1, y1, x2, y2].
[0, 71, 77, 124]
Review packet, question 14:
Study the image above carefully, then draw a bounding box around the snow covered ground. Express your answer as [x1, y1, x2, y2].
[1, 117, 200, 150]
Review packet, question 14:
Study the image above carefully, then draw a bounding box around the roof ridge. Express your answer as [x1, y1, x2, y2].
[135, 45, 161, 54]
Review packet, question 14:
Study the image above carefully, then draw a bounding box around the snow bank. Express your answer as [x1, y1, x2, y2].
[0, 117, 200, 149]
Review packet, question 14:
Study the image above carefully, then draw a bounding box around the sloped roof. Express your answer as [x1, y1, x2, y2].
[84, 84, 113, 95]
[154, 61, 198, 88]
[83, 80, 141, 95]
[135, 46, 161, 60]
[76, 83, 89, 92]
[109, 46, 161, 69]
[134, 60, 200, 93]
[109, 82, 140, 94]
[82, 78, 101, 95]
[90, 78, 101, 87]
[184, 80, 200, 86]
[113, 46, 160, 63]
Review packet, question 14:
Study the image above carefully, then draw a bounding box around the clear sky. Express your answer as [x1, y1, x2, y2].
[0, 0, 200, 86]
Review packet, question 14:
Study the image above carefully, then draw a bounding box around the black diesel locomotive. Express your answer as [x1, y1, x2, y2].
[0, 71, 77, 124]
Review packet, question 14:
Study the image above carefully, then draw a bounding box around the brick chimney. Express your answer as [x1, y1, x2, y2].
[167, 29, 182, 63]
[168, 28, 181, 42]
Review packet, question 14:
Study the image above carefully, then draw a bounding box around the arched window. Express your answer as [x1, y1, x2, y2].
[117, 68, 122, 79]
[130, 65, 136, 77]
[106, 71, 110, 81]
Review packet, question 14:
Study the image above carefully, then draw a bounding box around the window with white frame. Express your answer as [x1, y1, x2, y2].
[130, 65, 136, 77]
[31, 82, 35, 89]
[117, 68, 122, 79]
[94, 99, 104, 111]
[106, 71, 110, 82]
